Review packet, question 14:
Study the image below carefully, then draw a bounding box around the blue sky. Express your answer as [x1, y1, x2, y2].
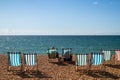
[0, 0, 120, 35]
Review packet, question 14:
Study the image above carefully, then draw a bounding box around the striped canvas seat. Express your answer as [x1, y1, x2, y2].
[24, 53, 37, 66]
[102, 50, 111, 61]
[91, 53, 104, 65]
[115, 50, 120, 61]
[76, 54, 88, 66]
[62, 48, 72, 61]
[7, 52, 22, 71]
[8, 52, 21, 66]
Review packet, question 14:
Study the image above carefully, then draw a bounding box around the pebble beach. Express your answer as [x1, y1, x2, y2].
[0, 54, 120, 80]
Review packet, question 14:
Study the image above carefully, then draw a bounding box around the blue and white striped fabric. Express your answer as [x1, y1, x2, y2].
[48, 49, 57, 54]
[63, 50, 69, 55]
[102, 50, 111, 61]
[24, 53, 37, 66]
[76, 54, 88, 66]
[8, 52, 21, 66]
[62, 48, 72, 58]
[91, 53, 103, 65]
[63, 49, 71, 55]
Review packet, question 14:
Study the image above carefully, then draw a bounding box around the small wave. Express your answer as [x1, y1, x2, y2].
[0, 45, 3, 47]
[4, 47, 10, 50]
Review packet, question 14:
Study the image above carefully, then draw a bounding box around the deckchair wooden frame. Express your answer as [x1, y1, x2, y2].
[47, 48, 59, 62]
[62, 48, 72, 61]
[89, 52, 105, 72]
[7, 52, 24, 72]
[102, 50, 114, 64]
[114, 50, 120, 64]
[23, 53, 38, 73]
[75, 53, 90, 72]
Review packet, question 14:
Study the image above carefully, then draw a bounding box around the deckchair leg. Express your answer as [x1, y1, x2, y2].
[36, 66, 38, 74]
[8, 66, 11, 71]
[100, 65, 103, 71]
[75, 66, 78, 71]
[21, 64, 25, 72]
[21, 53, 24, 72]
[86, 65, 90, 74]
[100, 64, 106, 75]
[87, 66, 89, 71]
[24, 66, 27, 72]
[87, 64, 91, 74]
[48, 59, 51, 63]
[111, 55, 115, 64]
[36, 60, 38, 74]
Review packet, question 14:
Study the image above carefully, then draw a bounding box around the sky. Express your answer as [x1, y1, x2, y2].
[0, 0, 120, 35]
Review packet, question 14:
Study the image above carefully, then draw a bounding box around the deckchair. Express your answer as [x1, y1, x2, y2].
[47, 48, 59, 62]
[115, 50, 120, 64]
[102, 50, 112, 61]
[75, 54, 90, 72]
[23, 53, 38, 73]
[7, 52, 23, 71]
[62, 48, 72, 61]
[89, 52, 105, 72]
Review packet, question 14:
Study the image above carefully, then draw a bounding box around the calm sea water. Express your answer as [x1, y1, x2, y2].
[0, 35, 120, 54]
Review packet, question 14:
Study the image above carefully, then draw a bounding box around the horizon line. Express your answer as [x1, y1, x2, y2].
[0, 34, 120, 36]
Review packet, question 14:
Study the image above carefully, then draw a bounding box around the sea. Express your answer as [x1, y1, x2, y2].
[0, 35, 120, 54]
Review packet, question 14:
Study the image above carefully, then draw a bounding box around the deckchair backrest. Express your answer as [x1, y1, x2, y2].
[115, 50, 120, 61]
[102, 50, 111, 61]
[76, 54, 88, 66]
[24, 53, 37, 66]
[8, 52, 21, 66]
[48, 48, 58, 58]
[91, 53, 103, 65]
[48, 48, 57, 54]
[62, 48, 72, 59]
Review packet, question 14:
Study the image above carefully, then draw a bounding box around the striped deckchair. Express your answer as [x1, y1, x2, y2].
[102, 50, 112, 61]
[115, 50, 120, 61]
[7, 52, 22, 71]
[62, 48, 72, 61]
[90, 52, 104, 65]
[23, 53, 38, 72]
[90, 52, 105, 71]
[75, 54, 90, 72]
[47, 48, 59, 62]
